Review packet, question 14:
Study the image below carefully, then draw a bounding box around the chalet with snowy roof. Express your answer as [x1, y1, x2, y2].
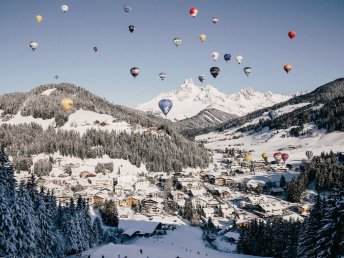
[170, 190, 187, 200]
[192, 196, 208, 208]
[203, 207, 215, 218]
[91, 195, 105, 205]
[257, 202, 284, 217]
[135, 180, 149, 191]
[119, 220, 162, 239]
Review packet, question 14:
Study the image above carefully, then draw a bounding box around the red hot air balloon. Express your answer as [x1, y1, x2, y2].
[282, 153, 289, 163]
[274, 152, 283, 163]
[288, 31, 296, 39]
[189, 7, 198, 18]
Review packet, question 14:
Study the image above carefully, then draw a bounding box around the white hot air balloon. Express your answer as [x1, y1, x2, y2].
[211, 51, 219, 61]
[61, 5, 69, 13]
[29, 41, 38, 51]
[236, 55, 243, 64]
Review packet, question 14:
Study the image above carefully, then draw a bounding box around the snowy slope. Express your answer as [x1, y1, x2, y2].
[136, 79, 291, 121]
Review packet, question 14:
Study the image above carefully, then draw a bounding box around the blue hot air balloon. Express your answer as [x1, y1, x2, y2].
[224, 53, 231, 62]
[198, 74, 206, 83]
[159, 99, 173, 116]
[268, 111, 278, 120]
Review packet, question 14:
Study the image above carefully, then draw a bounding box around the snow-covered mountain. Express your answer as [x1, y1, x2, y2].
[136, 79, 292, 121]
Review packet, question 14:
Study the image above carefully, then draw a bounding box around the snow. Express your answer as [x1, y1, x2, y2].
[79, 226, 258, 258]
[41, 88, 56, 96]
[0, 112, 55, 130]
[136, 79, 291, 121]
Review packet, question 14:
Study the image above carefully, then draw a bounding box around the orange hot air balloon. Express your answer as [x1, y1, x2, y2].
[288, 31, 296, 39]
[262, 152, 269, 162]
[244, 153, 252, 162]
[189, 7, 198, 18]
[284, 64, 292, 73]
[61, 98, 73, 111]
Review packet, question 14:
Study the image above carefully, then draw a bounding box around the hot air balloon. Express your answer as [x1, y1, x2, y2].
[282, 153, 289, 163]
[29, 41, 38, 51]
[123, 4, 132, 13]
[55, 75, 59, 80]
[35, 15, 43, 23]
[173, 37, 181, 47]
[244, 153, 252, 162]
[199, 34, 206, 42]
[128, 25, 135, 33]
[159, 99, 173, 116]
[211, 17, 219, 24]
[130, 67, 139, 78]
[274, 152, 283, 163]
[93, 47, 98, 53]
[268, 111, 278, 120]
[61, 5, 69, 13]
[159, 72, 167, 81]
[284, 64, 292, 73]
[224, 53, 231, 62]
[189, 7, 198, 18]
[61, 98, 73, 111]
[262, 152, 269, 162]
[244, 67, 252, 76]
[210, 67, 220, 78]
[305, 151, 314, 160]
[198, 75, 206, 83]
[236, 56, 243, 64]
[211, 51, 219, 61]
[288, 31, 296, 39]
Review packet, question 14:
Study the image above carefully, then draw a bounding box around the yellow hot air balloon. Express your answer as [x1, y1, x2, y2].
[61, 98, 73, 111]
[35, 15, 43, 23]
[199, 34, 206, 42]
[262, 152, 269, 162]
[244, 153, 252, 162]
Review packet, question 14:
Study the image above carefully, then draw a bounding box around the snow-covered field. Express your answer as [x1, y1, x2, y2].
[137, 79, 291, 121]
[79, 226, 259, 258]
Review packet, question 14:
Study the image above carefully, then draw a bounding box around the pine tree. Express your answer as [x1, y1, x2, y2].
[183, 198, 193, 221]
[100, 200, 119, 227]
[0, 148, 16, 198]
[280, 175, 287, 188]
[92, 217, 103, 246]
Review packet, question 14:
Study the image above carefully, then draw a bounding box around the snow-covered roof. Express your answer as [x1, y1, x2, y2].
[119, 220, 161, 236]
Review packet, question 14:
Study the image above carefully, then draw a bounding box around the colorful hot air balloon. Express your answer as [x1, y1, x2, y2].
[189, 7, 198, 18]
[35, 15, 43, 23]
[123, 4, 132, 13]
[93, 47, 98, 52]
[236, 56, 243, 64]
[305, 151, 314, 160]
[211, 17, 219, 24]
[61, 98, 73, 111]
[284, 64, 292, 73]
[224, 53, 231, 62]
[274, 152, 283, 163]
[173, 37, 182, 47]
[198, 74, 206, 83]
[210, 67, 220, 78]
[244, 153, 252, 162]
[268, 111, 278, 120]
[288, 31, 296, 39]
[262, 152, 269, 162]
[211, 51, 219, 61]
[159, 72, 167, 81]
[55, 75, 59, 80]
[199, 34, 206, 42]
[244, 67, 252, 76]
[128, 25, 135, 33]
[29, 41, 38, 51]
[282, 153, 289, 163]
[130, 67, 139, 78]
[61, 5, 69, 13]
[159, 99, 173, 116]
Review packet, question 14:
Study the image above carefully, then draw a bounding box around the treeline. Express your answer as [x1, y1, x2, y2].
[0, 123, 210, 172]
[286, 152, 344, 203]
[0, 149, 103, 257]
[237, 189, 344, 258]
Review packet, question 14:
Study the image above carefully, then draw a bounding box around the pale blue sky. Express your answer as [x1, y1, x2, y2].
[0, 0, 343, 107]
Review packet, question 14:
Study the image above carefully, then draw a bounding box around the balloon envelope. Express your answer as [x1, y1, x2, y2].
[128, 25, 135, 33]
[61, 5, 69, 13]
[282, 153, 289, 162]
[274, 152, 283, 162]
[268, 111, 278, 120]
[244, 67, 252, 76]
[159, 99, 173, 115]
[29, 41, 38, 51]
[55, 75, 59, 80]
[224, 53, 231, 62]
[211, 51, 219, 61]
[35, 15, 43, 23]
[262, 152, 269, 161]
[210, 67, 220, 78]
[130, 67, 139, 78]
[305, 151, 314, 160]
[173, 37, 181, 47]
[123, 4, 132, 13]
[198, 75, 206, 83]
[236, 56, 243, 64]
[61, 98, 73, 111]
[244, 153, 252, 162]
[159, 72, 167, 81]
[284, 64, 292, 73]
[189, 7, 198, 17]
[211, 17, 219, 24]
[93, 47, 98, 52]
[199, 34, 206, 42]
[288, 31, 296, 39]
